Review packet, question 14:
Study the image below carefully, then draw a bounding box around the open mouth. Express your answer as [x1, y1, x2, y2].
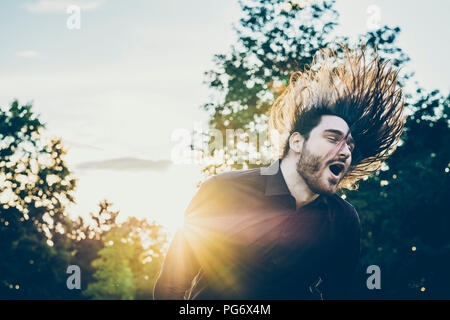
[328, 163, 345, 178]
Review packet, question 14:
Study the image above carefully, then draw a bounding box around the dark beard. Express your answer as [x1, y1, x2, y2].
[296, 141, 336, 195]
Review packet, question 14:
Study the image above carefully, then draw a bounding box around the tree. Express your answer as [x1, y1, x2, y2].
[0, 100, 170, 299]
[345, 90, 450, 298]
[69, 199, 120, 296]
[84, 213, 168, 300]
[0, 100, 77, 299]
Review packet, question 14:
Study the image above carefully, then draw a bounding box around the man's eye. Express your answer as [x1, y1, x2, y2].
[327, 137, 338, 142]
[348, 143, 355, 152]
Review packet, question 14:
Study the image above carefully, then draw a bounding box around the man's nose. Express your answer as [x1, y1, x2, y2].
[339, 142, 351, 159]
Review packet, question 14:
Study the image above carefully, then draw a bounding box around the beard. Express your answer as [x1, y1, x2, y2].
[296, 141, 339, 195]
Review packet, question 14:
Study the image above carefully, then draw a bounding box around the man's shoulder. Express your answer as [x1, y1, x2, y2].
[214, 167, 263, 181]
[185, 167, 265, 218]
[195, 167, 266, 201]
[201, 167, 264, 188]
[329, 194, 361, 227]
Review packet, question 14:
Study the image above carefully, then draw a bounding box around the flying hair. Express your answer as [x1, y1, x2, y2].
[268, 48, 406, 189]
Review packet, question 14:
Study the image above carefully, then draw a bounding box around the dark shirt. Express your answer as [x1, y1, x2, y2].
[153, 159, 361, 300]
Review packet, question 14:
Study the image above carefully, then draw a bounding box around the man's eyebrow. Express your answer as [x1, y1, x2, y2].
[323, 129, 355, 145]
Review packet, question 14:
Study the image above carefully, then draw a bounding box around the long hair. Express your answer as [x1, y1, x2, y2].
[268, 48, 406, 189]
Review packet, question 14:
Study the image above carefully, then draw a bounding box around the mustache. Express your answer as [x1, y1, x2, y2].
[324, 148, 350, 167]
[325, 158, 349, 176]
[326, 159, 347, 166]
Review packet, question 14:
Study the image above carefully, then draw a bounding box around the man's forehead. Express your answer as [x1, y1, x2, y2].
[314, 115, 352, 138]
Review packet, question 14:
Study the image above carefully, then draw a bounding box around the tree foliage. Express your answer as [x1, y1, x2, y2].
[346, 90, 450, 298]
[0, 100, 77, 298]
[84, 214, 168, 300]
[0, 101, 169, 300]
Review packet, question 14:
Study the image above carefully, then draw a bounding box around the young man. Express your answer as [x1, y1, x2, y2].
[154, 50, 405, 300]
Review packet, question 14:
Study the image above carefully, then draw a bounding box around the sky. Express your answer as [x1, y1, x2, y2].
[1, 0, 449, 235]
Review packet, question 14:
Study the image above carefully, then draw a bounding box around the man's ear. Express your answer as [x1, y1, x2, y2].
[289, 132, 305, 153]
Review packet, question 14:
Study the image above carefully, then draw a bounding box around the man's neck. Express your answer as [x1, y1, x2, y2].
[280, 156, 319, 210]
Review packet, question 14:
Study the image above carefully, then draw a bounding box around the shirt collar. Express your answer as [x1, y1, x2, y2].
[262, 159, 329, 209]
[263, 159, 291, 196]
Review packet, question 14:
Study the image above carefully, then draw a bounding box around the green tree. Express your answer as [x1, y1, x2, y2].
[84, 211, 168, 300]
[0, 100, 170, 299]
[345, 90, 450, 298]
[69, 199, 120, 296]
[0, 100, 77, 299]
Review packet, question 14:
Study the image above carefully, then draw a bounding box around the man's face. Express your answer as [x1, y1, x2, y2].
[296, 115, 355, 195]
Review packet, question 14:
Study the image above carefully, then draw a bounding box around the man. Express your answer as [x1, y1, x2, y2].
[154, 50, 405, 300]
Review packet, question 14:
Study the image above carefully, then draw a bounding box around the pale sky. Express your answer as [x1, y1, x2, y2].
[1, 0, 448, 235]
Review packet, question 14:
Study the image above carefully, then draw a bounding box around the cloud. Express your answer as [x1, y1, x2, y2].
[17, 50, 38, 58]
[23, 0, 105, 13]
[77, 157, 172, 172]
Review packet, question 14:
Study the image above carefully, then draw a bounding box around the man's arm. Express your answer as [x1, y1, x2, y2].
[153, 176, 219, 300]
[153, 227, 200, 299]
